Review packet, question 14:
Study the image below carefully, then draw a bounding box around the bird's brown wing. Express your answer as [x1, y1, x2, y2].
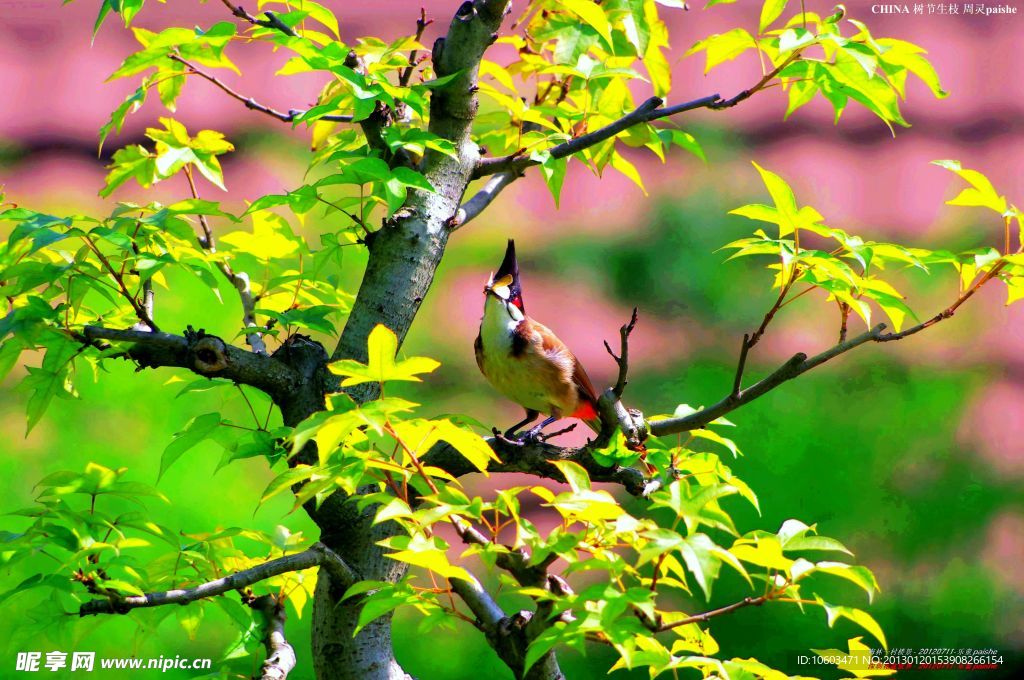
[532, 319, 599, 408]
[571, 355, 600, 407]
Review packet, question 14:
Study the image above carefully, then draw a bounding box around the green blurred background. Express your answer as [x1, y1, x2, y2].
[2, 1, 1023, 678]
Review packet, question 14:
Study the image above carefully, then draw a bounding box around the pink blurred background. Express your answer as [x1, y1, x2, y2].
[2, 0, 1023, 664]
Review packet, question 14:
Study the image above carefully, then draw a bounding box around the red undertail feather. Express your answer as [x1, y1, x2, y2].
[569, 356, 602, 433]
[570, 399, 602, 433]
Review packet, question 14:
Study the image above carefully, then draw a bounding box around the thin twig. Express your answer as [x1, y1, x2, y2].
[399, 8, 433, 87]
[80, 235, 157, 331]
[473, 51, 805, 180]
[169, 55, 353, 124]
[183, 167, 268, 354]
[732, 333, 750, 397]
[603, 307, 638, 398]
[838, 301, 850, 343]
[654, 595, 767, 633]
[647, 324, 888, 436]
[876, 261, 1006, 342]
[220, 0, 297, 37]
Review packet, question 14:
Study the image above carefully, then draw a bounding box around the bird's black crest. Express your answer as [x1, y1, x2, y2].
[495, 239, 525, 312]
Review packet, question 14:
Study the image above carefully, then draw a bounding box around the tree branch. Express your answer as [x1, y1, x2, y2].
[182, 165, 268, 354]
[877, 260, 1006, 342]
[79, 325, 301, 399]
[473, 53, 804, 181]
[424, 435, 658, 497]
[252, 595, 298, 680]
[169, 55, 353, 124]
[398, 8, 433, 88]
[451, 519, 567, 680]
[330, 0, 511, 382]
[220, 0, 297, 37]
[448, 571, 506, 629]
[449, 170, 520, 230]
[652, 595, 768, 633]
[80, 543, 353, 616]
[603, 307, 638, 398]
[647, 324, 887, 436]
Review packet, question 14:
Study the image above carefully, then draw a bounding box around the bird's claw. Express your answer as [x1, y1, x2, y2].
[518, 422, 577, 445]
[536, 423, 577, 442]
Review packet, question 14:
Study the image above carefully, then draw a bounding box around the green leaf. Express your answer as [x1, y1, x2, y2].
[99, 85, 148, 154]
[815, 597, 888, 649]
[877, 38, 947, 99]
[160, 412, 222, 479]
[657, 129, 705, 162]
[328, 325, 440, 386]
[679, 533, 722, 600]
[20, 340, 80, 433]
[561, 0, 614, 47]
[539, 155, 568, 207]
[931, 160, 1007, 214]
[686, 29, 756, 74]
[813, 562, 880, 602]
[100, 145, 157, 197]
[750, 161, 799, 236]
[431, 420, 498, 473]
[760, 0, 789, 33]
[550, 460, 592, 494]
[524, 627, 563, 675]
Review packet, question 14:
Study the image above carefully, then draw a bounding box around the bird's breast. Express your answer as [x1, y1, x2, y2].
[477, 311, 577, 415]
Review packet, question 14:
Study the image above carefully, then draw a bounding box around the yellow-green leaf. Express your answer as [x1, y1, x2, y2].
[561, 0, 614, 46]
[760, 0, 789, 33]
[328, 325, 440, 386]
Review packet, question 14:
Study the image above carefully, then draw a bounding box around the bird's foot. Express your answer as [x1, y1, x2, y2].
[517, 422, 577, 445]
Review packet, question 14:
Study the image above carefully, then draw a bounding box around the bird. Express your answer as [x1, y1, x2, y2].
[475, 239, 602, 442]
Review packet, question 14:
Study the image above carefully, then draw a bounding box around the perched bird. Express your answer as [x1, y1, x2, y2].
[475, 240, 602, 441]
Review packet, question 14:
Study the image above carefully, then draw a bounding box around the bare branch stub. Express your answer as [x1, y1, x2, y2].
[732, 333, 751, 397]
[399, 8, 435, 87]
[604, 307, 638, 398]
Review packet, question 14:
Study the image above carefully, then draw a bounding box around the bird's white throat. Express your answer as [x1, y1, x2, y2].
[481, 294, 522, 352]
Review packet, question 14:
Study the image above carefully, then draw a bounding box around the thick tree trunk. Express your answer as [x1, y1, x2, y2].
[287, 3, 513, 678]
[310, 502, 412, 680]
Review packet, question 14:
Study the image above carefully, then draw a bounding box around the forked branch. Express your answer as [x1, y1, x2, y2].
[648, 324, 888, 436]
[604, 307, 638, 398]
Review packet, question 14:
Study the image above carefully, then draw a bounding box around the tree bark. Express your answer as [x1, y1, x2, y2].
[292, 2, 514, 677]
